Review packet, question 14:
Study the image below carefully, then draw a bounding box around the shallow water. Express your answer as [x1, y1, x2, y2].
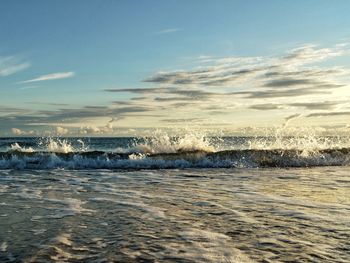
[0, 167, 349, 262]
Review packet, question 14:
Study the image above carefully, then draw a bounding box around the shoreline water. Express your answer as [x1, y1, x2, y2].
[0, 167, 349, 262]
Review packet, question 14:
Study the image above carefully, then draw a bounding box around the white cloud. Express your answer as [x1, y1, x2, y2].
[281, 44, 346, 66]
[11, 128, 36, 136]
[79, 126, 101, 135]
[0, 56, 30, 76]
[154, 28, 180, 35]
[11, 128, 24, 135]
[79, 119, 115, 135]
[55, 126, 69, 135]
[21, 71, 75, 83]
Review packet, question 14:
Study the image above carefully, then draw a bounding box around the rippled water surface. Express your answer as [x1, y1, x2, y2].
[0, 167, 349, 262]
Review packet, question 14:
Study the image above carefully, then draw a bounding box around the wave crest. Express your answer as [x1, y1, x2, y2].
[1, 131, 349, 169]
[132, 130, 215, 154]
[9, 142, 34, 153]
[0, 147, 349, 169]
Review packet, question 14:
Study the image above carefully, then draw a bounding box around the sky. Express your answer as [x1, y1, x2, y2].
[1, 0, 350, 136]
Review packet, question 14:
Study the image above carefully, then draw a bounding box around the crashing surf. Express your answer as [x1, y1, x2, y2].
[0, 131, 349, 169]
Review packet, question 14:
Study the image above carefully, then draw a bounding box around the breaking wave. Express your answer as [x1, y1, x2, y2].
[0, 131, 349, 169]
[9, 142, 34, 153]
[1, 145, 349, 170]
[131, 130, 215, 154]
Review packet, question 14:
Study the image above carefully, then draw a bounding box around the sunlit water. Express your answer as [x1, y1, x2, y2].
[0, 167, 349, 262]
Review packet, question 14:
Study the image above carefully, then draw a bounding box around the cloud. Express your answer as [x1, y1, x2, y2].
[105, 87, 168, 94]
[38, 105, 150, 123]
[0, 106, 29, 114]
[154, 28, 180, 35]
[20, 71, 75, 83]
[282, 113, 302, 128]
[79, 126, 103, 135]
[234, 87, 332, 99]
[161, 118, 204, 123]
[306, 111, 350, 118]
[263, 78, 330, 88]
[154, 96, 196, 102]
[249, 101, 344, 111]
[79, 118, 121, 135]
[103, 43, 350, 128]
[170, 102, 198, 108]
[141, 44, 348, 97]
[11, 128, 37, 136]
[249, 104, 282, 110]
[288, 101, 342, 110]
[3, 43, 350, 134]
[27, 102, 70, 106]
[55, 126, 69, 135]
[0, 56, 30, 76]
[19, 86, 40, 90]
[143, 67, 260, 87]
[264, 68, 347, 78]
[105, 87, 225, 101]
[281, 44, 346, 65]
[11, 128, 25, 135]
[0, 104, 156, 133]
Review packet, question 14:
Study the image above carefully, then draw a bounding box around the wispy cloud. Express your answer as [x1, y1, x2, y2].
[143, 44, 349, 91]
[306, 111, 350, 118]
[3, 43, 350, 134]
[19, 85, 40, 90]
[234, 87, 333, 99]
[249, 101, 344, 111]
[282, 113, 303, 128]
[102, 43, 350, 128]
[0, 56, 30, 76]
[154, 28, 180, 35]
[20, 71, 75, 83]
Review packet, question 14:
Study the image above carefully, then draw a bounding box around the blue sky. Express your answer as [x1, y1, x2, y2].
[1, 0, 350, 136]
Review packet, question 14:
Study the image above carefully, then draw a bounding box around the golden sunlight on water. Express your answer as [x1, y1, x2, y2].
[259, 168, 350, 204]
[0, 167, 349, 262]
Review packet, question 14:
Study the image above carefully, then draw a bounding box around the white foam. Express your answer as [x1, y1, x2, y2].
[246, 128, 350, 153]
[0, 242, 8, 252]
[133, 130, 215, 154]
[9, 142, 34, 153]
[44, 138, 77, 153]
[51, 233, 72, 246]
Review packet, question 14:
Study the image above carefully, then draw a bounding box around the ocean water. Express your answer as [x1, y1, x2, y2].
[0, 135, 349, 262]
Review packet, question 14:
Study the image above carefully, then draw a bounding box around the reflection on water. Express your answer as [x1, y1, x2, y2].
[0, 167, 349, 262]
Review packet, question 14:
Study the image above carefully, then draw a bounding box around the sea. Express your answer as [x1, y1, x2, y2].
[0, 134, 349, 262]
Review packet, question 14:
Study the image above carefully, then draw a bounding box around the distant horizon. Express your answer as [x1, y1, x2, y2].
[1, 125, 349, 138]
